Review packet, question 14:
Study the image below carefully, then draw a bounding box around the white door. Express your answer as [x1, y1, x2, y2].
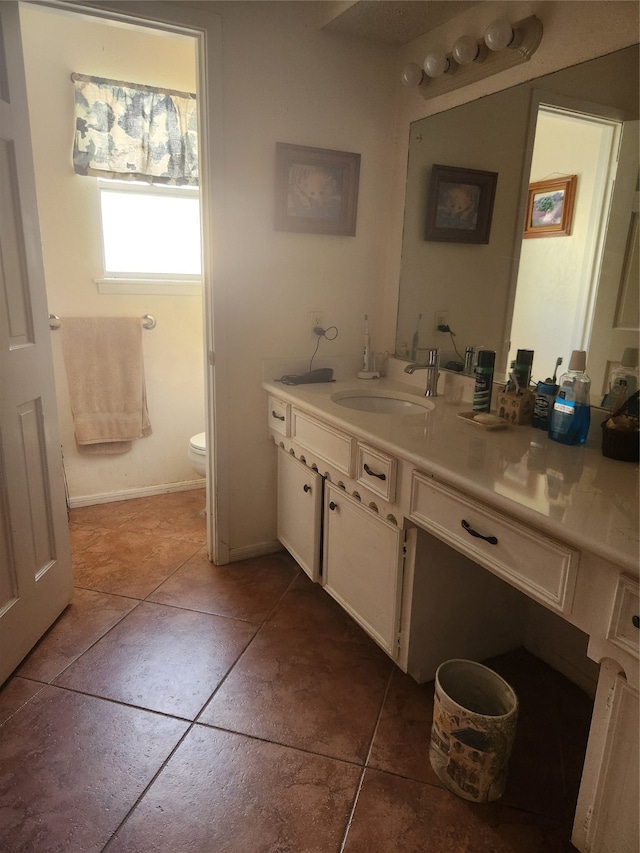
[0, 2, 73, 685]
[588, 121, 639, 402]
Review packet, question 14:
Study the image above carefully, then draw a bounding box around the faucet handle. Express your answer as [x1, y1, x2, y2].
[425, 347, 439, 367]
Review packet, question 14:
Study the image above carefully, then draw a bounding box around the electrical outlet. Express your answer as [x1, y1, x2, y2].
[435, 311, 448, 333]
[309, 311, 324, 335]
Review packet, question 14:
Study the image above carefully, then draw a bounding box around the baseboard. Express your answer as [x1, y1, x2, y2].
[228, 539, 284, 563]
[68, 479, 205, 508]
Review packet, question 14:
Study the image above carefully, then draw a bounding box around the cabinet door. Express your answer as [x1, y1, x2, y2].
[573, 658, 639, 853]
[277, 447, 322, 582]
[323, 483, 404, 656]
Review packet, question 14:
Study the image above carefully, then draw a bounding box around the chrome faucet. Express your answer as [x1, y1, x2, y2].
[404, 348, 440, 397]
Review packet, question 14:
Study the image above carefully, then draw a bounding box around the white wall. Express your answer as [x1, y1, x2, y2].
[20, 5, 205, 502]
[191, 1, 398, 557]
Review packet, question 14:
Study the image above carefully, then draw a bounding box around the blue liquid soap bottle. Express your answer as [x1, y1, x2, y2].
[549, 350, 591, 446]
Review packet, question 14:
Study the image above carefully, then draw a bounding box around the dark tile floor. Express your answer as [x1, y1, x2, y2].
[0, 490, 593, 852]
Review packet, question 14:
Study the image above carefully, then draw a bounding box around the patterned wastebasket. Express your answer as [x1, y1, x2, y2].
[429, 659, 518, 803]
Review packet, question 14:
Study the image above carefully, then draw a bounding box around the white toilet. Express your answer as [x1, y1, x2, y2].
[188, 432, 206, 477]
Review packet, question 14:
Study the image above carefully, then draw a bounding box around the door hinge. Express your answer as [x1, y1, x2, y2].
[208, 350, 215, 366]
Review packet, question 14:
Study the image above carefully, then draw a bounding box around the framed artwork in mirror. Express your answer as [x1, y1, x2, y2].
[523, 175, 577, 238]
[425, 164, 498, 244]
[274, 143, 361, 236]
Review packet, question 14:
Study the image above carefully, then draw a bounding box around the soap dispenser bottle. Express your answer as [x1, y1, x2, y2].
[549, 350, 591, 446]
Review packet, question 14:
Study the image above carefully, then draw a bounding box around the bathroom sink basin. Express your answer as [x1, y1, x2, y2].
[331, 390, 434, 415]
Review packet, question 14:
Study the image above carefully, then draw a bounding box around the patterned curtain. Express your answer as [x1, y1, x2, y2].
[72, 73, 198, 185]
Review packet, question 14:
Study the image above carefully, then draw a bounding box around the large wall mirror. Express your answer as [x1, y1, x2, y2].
[395, 45, 639, 400]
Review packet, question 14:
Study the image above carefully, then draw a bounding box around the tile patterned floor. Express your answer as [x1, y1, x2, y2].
[0, 490, 592, 852]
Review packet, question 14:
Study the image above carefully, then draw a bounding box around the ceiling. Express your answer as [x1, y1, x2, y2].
[321, 1, 481, 46]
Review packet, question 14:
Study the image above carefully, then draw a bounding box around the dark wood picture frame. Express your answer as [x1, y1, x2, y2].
[523, 175, 577, 238]
[274, 143, 361, 236]
[425, 164, 498, 244]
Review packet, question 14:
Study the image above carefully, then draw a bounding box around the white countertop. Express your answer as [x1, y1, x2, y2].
[263, 376, 639, 574]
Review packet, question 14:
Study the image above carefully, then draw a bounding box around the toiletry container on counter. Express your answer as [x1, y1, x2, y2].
[473, 351, 495, 413]
[549, 351, 591, 446]
[607, 347, 639, 415]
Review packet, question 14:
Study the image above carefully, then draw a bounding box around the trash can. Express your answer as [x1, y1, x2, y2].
[429, 659, 518, 803]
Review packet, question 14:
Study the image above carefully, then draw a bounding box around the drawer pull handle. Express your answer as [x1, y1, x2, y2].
[633, 615, 640, 629]
[461, 519, 498, 545]
[271, 410, 285, 421]
[329, 501, 338, 511]
[364, 463, 386, 481]
[303, 484, 311, 493]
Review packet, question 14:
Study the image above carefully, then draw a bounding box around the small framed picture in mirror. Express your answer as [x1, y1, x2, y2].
[523, 175, 577, 238]
[274, 143, 361, 236]
[425, 164, 498, 244]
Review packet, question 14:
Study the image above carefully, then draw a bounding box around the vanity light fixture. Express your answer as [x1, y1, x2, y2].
[401, 14, 543, 100]
[451, 34, 480, 66]
[400, 62, 424, 88]
[423, 48, 451, 79]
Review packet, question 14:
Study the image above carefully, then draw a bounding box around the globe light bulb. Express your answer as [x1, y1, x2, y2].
[452, 35, 479, 66]
[400, 62, 424, 88]
[423, 49, 450, 79]
[484, 18, 514, 51]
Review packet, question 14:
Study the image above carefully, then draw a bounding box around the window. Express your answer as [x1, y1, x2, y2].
[97, 180, 201, 293]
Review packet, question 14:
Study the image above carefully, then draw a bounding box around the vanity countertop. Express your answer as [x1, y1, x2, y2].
[263, 377, 639, 574]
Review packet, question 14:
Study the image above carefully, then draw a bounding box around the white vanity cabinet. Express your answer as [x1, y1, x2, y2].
[277, 446, 322, 582]
[265, 380, 639, 853]
[323, 482, 404, 656]
[268, 396, 406, 656]
[573, 574, 639, 853]
[573, 659, 639, 853]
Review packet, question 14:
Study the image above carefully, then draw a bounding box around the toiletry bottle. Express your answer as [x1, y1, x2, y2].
[362, 314, 371, 372]
[532, 380, 557, 430]
[473, 350, 495, 413]
[463, 346, 475, 374]
[607, 347, 639, 415]
[514, 349, 534, 391]
[549, 350, 591, 446]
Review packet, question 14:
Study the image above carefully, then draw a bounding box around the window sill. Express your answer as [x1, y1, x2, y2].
[96, 279, 202, 296]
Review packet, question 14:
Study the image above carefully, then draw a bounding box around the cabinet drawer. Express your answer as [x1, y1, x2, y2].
[409, 471, 579, 614]
[356, 443, 397, 503]
[268, 396, 290, 436]
[607, 575, 640, 660]
[291, 408, 355, 476]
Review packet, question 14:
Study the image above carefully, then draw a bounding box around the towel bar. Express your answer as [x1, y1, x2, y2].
[49, 314, 156, 330]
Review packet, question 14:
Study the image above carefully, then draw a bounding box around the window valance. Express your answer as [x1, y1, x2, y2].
[72, 73, 198, 186]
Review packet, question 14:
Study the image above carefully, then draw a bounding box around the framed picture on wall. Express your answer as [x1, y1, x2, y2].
[425, 164, 498, 244]
[274, 143, 361, 236]
[523, 175, 577, 238]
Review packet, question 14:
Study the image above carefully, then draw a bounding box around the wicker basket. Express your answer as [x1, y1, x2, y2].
[601, 421, 639, 463]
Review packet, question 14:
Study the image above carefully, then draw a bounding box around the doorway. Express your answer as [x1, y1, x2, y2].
[508, 104, 624, 387]
[17, 1, 227, 563]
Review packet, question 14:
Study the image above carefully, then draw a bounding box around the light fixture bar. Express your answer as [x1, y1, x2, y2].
[406, 15, 543, 101]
